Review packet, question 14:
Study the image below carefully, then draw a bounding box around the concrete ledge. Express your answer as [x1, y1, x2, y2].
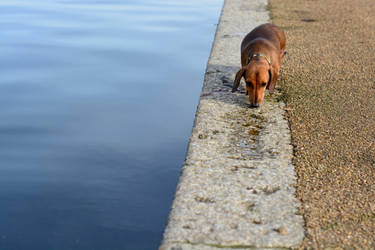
[160, 0, 304, 249]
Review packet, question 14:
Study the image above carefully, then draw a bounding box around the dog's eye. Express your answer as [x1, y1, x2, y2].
[261, 82, 267, 87]
[246, 82, 253, 88]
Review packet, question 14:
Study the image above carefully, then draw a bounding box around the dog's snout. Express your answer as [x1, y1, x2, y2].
[250, 103, 259, 108]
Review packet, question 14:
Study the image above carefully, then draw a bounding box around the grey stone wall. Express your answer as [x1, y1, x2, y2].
[160, 0, 305, 249]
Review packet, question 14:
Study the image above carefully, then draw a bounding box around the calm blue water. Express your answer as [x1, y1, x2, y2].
[0, 0, 222, 249]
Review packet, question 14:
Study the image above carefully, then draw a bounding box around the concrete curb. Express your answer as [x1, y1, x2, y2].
[160, 0, 304, 249]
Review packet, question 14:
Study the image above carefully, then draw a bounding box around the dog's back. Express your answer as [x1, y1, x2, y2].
[241, 23, 286, 53]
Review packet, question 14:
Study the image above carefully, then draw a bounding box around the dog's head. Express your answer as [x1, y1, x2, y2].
[232, 60, 273, 108]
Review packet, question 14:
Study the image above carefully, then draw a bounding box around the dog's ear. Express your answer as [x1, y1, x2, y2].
[280, 50, 287, 59]
[266, 69, 273, 92]
[232, 67, 246, 92]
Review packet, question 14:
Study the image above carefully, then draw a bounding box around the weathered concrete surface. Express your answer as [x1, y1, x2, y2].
[160, 0, 304, 249]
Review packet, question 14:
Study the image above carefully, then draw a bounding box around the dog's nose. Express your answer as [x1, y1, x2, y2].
[250, 103, 259, 108]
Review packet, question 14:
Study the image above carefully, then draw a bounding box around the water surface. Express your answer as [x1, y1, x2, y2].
[0, 0, 222, 249]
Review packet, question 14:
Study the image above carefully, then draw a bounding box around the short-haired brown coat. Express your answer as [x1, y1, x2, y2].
[232, 23, 286, 107]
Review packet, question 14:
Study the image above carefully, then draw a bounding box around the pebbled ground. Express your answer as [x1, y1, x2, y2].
[269, 0, 375, 248]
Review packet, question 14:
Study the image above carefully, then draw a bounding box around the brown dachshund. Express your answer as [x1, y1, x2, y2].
[232, 23, 286, 107]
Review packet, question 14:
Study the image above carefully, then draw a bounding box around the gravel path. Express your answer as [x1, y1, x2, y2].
[269, 0, 375, 248]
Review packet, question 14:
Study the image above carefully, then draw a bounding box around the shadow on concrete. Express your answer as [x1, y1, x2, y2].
[201, 64, 282, 109]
